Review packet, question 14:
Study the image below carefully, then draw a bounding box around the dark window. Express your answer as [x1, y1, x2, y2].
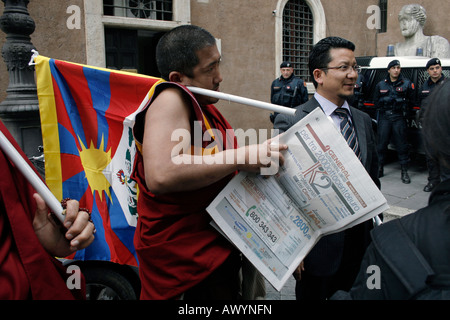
[282, 0, 314, 82]
[103, 0, 173, 21]
[105, 28, 138, 71]
[105, 27, 164, 77]
[379, 0, 387, 33]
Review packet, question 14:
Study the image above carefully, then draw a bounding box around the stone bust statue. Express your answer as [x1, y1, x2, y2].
[394, 4, 450, 58]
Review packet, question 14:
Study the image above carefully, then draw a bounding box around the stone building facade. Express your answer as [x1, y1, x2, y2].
[0, 0, 448, 137]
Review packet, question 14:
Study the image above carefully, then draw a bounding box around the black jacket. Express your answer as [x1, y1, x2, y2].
[270, 74, 309, 108]
[374, 75, 415, 112]
[418, 75, 446, 120]
[332, 178, 450, 299]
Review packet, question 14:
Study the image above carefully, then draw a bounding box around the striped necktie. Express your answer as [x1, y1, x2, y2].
[334, 108, 361, 159]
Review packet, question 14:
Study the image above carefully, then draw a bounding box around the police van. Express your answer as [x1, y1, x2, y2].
[358, 56, 450, 155]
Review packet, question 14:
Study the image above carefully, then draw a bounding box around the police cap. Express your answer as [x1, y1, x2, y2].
[426, 58, 441, 69]
[280, 61, 292, 68]
[387, 60, 400, 70]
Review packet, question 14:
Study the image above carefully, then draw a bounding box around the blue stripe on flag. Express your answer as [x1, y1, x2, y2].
[58, 124, 79, 156]
[62, 171, 89, 202]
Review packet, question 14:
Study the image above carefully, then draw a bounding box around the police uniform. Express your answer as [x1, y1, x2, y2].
[270, 62, 308, 123]
[374, 60, 415, 183]
[419, 58, 446, 118]
[349, 73, 365, 109]
[419, 74, 446, 104]
[419, 58, 449, 191]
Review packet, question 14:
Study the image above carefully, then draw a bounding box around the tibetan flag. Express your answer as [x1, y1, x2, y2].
[34, 55, 163, 266]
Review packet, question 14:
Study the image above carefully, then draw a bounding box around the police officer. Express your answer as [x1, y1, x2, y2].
[419, 58, 448, 192]
[270, 61, 308, 123]
[374, 59, 415, 183]
[349, 73, 365, 109]
[419, 58, 446, 114]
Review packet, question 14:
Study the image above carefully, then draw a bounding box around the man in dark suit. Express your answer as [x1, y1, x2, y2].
[274, 37, 380, 300]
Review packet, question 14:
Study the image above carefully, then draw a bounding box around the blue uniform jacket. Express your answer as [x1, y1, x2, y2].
[374, 75, 415, 112]
[271, 74, 309, 108]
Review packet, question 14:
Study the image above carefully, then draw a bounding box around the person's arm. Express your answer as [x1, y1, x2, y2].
[373, 82, 381, 109]
[407, 80, 417, 110]
[299, 81, 309, 104]
[270, 80, 276, 104]
[142, 87, 286, 195]
[417, 85, 427, 121]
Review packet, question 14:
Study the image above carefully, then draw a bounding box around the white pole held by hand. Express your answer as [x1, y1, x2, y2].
[186, 86, 296, 116]
[0, 130, 65, 223]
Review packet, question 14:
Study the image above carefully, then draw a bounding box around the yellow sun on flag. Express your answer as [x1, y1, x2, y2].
[78, 136, 113, 202]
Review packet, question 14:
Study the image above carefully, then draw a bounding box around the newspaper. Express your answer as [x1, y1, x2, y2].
[206, 107, 389, 291]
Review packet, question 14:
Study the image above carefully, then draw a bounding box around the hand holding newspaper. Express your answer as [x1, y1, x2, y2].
[207, 108, 389, 291]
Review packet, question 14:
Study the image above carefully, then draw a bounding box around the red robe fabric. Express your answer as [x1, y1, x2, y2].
[132, 82, 238, 299]
[0, 120, 85, 300]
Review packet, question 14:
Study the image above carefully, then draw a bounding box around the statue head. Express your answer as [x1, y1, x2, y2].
[398, 4, 427, 38]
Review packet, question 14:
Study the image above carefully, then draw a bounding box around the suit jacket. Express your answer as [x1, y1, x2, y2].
[274, 97, 380, 276]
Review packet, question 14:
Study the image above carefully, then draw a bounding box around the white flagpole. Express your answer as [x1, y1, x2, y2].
[0, 130, 65, 223]
[186, 86, 297, 116]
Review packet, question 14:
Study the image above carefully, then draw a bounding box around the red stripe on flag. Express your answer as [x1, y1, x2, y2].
[55, 60, 98, 148]
[60, 154, 84, 182]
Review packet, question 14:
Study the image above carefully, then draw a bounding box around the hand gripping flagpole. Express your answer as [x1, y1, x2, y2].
[0, 130, 65, 223]
[186, 86, 297, 116]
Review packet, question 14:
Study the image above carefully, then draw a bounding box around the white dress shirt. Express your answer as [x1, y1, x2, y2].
[313, 92, 353, 130]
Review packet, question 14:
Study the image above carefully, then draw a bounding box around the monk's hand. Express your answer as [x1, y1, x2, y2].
[32, 194, 95, 257]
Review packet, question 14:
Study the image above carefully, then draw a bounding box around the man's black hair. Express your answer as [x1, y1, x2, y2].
[309, 37, 356, 88]
[156, 25, 216, 81]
